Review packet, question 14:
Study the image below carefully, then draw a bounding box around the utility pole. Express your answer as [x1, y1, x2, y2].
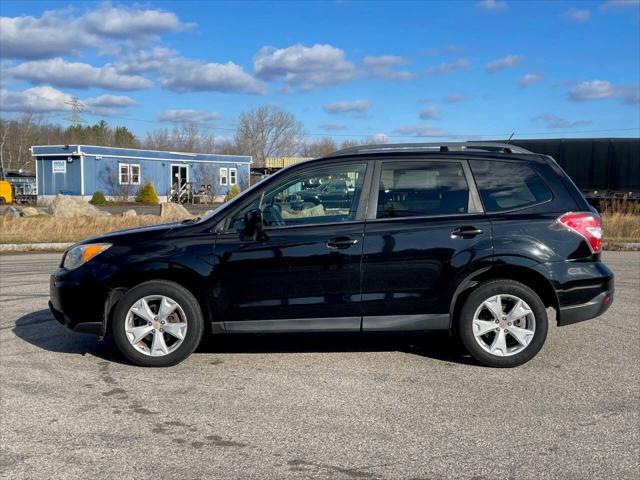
[64, 97, 87, 126]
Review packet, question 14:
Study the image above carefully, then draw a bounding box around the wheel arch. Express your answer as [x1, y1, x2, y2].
[450, 264, 559, 329]
[103, 263, 216, 335]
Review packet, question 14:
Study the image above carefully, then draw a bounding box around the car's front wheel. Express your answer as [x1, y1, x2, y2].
[112, 280, 204, 367]
[458, 279, 548, 368]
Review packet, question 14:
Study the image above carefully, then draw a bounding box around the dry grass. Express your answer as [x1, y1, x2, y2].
[0, 215, 190, 244]
[600, 200, 640, 243]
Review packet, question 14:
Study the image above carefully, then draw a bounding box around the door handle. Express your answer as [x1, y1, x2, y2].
[451, 226, 483, 238]
[326, 237, 359, 249]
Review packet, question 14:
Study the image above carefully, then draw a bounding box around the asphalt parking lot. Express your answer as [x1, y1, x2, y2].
[1, 252, 638, 479]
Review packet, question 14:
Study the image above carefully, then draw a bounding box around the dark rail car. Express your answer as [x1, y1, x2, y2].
[509, 138, 639, 203]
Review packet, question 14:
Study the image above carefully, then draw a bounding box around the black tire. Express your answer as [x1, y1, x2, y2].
[112, 280, 204, 367]
[457, 279, 548, 368]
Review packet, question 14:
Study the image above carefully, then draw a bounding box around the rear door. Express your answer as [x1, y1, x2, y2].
[360, 158, 493, 331]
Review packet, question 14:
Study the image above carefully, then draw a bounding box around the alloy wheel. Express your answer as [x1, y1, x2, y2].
[472, 294, 536, 357]
[124, 295, 188, 357]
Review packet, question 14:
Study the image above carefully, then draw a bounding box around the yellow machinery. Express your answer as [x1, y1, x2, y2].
[0, 179, 13, 204]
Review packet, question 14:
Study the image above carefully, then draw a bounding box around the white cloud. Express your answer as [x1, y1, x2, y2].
[518, 73, 543, 87]
[601, 0, 640, 10]
[157, 109, 221, 124]
[0, 86, 135, 115]
[114, 47, 179, 74]
[532, 114, 592, 129]
[476, 0, 509, 11]
[319, 123, 347, 131]
[393, 125, 454, 137]
[444, 93, 468, 103]
[82, 3, 194, 39]
[425, 58, 471, 76]
[161, 60, 267, 94]
[564, 9, 591, 22]
[6, 58, 153, 90]
[419, 107, 441, 119]
[0, 5, 194, 60]
[253, 44, 357, 90]
[363, 55, 413, 80]
[323, 100, 371, 114]
[0, 13, 96, 59]
[485, 54, 524, 74]
[569, 80, 639, 106]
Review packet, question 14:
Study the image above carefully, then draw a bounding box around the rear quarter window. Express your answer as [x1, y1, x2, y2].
[470, 160, 553, 213]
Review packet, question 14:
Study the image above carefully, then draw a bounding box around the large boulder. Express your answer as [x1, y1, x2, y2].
[2, 206, 21, 218]
[20, 206, 39, 217]
[121, 209, 137, 218]
[160, 202, 191, 219]
[49, 194, 102, 218]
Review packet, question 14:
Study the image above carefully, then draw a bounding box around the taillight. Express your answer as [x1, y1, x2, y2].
[558, 212, 603, 253]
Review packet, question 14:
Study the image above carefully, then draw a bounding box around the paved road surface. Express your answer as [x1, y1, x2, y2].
[1, 252, 638, 479]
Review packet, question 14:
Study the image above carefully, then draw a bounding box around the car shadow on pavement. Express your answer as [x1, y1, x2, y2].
[14, 309, 475, 366]
[12, 309, 127, 364]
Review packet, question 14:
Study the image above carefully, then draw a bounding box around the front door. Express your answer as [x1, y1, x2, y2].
[361, 159, 492, 331]
[171, 165, 188, 189]
[211, 161, 371, 332]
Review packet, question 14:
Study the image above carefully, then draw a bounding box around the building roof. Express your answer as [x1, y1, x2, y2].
[31, 145, 252, 163]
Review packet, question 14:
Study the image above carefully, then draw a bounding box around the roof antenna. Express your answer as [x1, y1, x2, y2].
[507, 132, 515, 143]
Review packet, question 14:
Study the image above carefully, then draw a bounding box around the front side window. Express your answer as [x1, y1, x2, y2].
[377, 161, 469, 218]
[220, 168, 228, 186]
[226, 163, 366, 230]
[469, 160, 552, 213]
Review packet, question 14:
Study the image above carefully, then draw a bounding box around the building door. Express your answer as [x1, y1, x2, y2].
[171, 165, 188, 189]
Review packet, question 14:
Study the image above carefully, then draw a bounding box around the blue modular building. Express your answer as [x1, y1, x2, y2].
[31, 145, 252, 201]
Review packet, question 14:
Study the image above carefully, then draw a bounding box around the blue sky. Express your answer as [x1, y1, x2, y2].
[1, 0, 639, 143]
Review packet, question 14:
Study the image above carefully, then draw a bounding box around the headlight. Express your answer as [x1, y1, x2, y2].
[63, 243, 111, 270]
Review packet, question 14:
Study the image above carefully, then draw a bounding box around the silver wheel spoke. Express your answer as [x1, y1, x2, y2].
[508, 326, 535, 347]
[507, 299, 532, 324]
[126, 325, 153, 344]
[150, 330, 169, 356]
[130, 298, 155, 323]
[483, 295, 504, 320]
[163, 322, 187, 341]
[158, 296, 179, 321]
[489, 329, 508, 356]
[473, 319, 497, 337]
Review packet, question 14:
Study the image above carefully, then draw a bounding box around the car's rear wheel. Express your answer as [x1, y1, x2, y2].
[112, 280, 204, 367]
[458, 279, 548, 368]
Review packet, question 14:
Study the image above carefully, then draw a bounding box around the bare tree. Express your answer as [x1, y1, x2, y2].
[301, 137, 338, 158]
[144, 123, 215, 153]
[98, 164, 136, 201]
[234, 105, 304, 166]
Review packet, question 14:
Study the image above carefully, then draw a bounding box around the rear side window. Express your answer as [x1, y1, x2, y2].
[470, 160, 552, 213]
[377, 161, 469, 218]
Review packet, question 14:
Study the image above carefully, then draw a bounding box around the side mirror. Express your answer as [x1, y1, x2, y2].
[243, 208, 263, 236]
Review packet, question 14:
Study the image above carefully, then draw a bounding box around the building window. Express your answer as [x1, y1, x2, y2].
[220, 167, 228, 186]
[119, 163, 141, 185]
[119, 164, 130, 184]
[230, 168, 237, 185]
[130, 164, 141, 185]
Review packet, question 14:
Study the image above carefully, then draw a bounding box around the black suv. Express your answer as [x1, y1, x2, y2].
[49, 142, 614, 367]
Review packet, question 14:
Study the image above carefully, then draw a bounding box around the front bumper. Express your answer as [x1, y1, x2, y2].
[49, 271, 108, 335]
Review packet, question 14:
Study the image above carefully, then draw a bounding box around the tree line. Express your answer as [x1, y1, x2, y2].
[0, 105, 388, 174]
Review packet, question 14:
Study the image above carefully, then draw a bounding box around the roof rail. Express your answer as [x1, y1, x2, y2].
[328, 141, 533, 157]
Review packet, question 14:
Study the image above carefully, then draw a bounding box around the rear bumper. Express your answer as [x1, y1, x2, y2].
[557, 289, 614, 326]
